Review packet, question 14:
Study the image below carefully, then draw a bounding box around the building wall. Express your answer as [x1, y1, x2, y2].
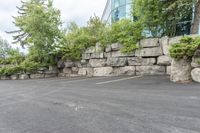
[101, 0, 194, 36]
[101, 0, 132, 23]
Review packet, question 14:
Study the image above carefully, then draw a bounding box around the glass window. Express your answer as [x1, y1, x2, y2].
[114, 0, 120, 8]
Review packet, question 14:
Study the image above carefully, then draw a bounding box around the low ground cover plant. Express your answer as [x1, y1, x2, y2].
[169, 36, 200, 60]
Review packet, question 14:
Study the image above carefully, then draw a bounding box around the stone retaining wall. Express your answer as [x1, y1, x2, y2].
[58, 36, 178, 77]
[0, 66, 59, 80]
[1, 35, 200, 82]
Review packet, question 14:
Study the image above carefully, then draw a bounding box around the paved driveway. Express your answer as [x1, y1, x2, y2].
[0, 75, 200, 133]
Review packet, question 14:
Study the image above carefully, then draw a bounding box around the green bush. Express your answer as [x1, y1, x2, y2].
[0, 66, 22, 76]
[0, 60, 43, 76]
[20, 59, 42, 73]
[58, 18, 143, 60]
[100, 19, 143, 53]
[169, 36, 200, 60]
[57, 16, 107, 60]
[112, 19, 143, 53]
[0, 59, 10, 65]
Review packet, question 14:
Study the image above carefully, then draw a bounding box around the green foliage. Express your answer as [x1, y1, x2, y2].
[58, 27, 91, 60]
[110, 19, 143, 53]
[57, 18, 143, 60]
[0, 0, 62, 76]
[0, 38, 25, 66]
[0, 59, 43, 76]
[26, 46, 56, 66]
[0, 66, 22, 76]
[163, 0, 193, 36]
[169, 37, 200, 59]
[20, 59, 42, 73]
[86, 15, 106, 45]
[0, 59, 10, 65]
[6, 48, 25, 65]
[10, 0, 63, 65]
[133, 0, 165, 37]
[58, 16, 107, 60]
[0, 37, 11, 59]
[132, 0, 193, 37]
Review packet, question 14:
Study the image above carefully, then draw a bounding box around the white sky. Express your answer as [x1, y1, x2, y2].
[0, 0, 107, 45]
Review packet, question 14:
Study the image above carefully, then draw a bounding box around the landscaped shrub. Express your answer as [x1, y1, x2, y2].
[0, 60, 43, 76]
[169, 36, 200, 60]
[0, 59, 10, 65]
[57, 16, 107, 60]
[57, 18, 144, 60]
[110, 19, 143, 53]
[0, 66, 22, 76]
[20, 59, 42, 73]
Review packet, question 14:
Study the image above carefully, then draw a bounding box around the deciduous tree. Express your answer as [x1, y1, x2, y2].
[9, 0, 63, 64]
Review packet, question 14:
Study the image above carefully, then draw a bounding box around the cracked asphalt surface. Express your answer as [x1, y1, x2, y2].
[0, 75, 200, 133]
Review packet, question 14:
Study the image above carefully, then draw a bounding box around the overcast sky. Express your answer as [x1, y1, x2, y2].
[0, 0, 107, 45]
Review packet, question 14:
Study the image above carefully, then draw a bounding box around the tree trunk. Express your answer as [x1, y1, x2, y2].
[191, 1, 200, 34]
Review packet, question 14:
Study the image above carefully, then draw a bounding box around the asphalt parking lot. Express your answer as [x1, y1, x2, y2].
[0, 75, 200, 133]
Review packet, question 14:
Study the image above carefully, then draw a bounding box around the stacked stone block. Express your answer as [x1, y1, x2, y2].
[68, 37, 174, 77]
[2, 35, 200, 82]
[0, 67, 59, 80]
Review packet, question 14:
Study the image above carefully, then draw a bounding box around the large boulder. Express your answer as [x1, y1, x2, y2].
[0, 75, 10, 80]
[157, 56, 172, 66]
[19, 74, 30, 80]
[135, 47, 163, 57]
[136, 66, 166, 75]
[105, 45, 112, 52]
[93, 67, 113, 76]
[166, 66, 171, 75]
[140, 38, 159, 48]
[95, 43, 104, 52]
[191, 56, 200, 68]
[82, 53, 90, 60]
[160, 36, 170, 55]
[191, 68, 200, 83]
[113, 66, 136, 76]
[45, 73, 57, 78]
[78, 68, 93, 77]
[107, 57, 127, 67]
[57, 60, 65, 69]
[112, 51, 135, 58]
[72, 67, 79, 74]
[37, 67, 48, 74]
[111, 43, 122, 51]
[128, 57, 156, 66]
[74, 61, 82, 68]
[104, 52, 112, 58]
[89, 59, 107, 67]
[10, 74, 19, 80]
[170, 59, 192, 83]
[63, 68, 72, 75]
[30, 74, 44, 79]
[85, 46, 95, 54]
[90, 52, 104, 59]
[80, 60, 89, 67]
[49, 66, 59, 73]
[64, 60, 74, 68]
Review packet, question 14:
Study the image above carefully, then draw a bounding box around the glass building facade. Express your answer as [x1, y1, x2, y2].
[101, 0, 194, 36]
[101, 0, 132, 23]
